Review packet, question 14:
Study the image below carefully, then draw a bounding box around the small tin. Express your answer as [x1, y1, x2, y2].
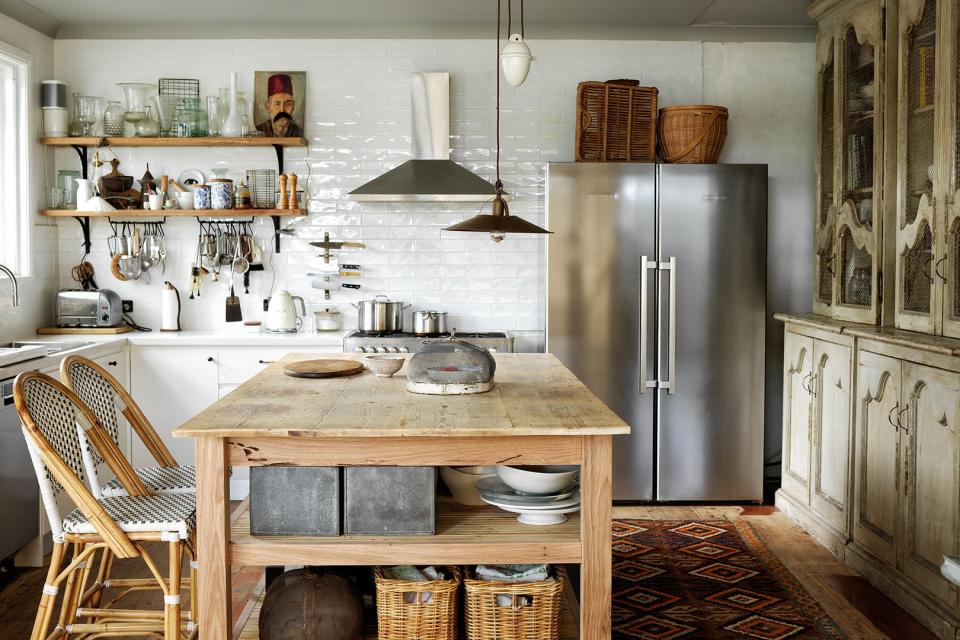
[192, 184, 211, 210]
[210, 178, 234, 210]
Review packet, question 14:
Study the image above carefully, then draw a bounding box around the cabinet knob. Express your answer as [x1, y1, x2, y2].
[108, 361, 118, 367]
[207, 356, 215, 362]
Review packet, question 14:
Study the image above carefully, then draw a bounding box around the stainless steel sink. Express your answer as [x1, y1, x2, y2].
[10, 341, 95, 354]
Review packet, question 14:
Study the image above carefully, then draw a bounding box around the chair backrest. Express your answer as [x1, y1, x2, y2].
[14, 372, 143, 557]
[61, 356, 178, 471]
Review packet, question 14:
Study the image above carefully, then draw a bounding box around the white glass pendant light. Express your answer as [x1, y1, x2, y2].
[500, 0, 535, 87]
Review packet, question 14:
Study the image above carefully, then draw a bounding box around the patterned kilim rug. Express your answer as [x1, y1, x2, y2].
[610, 519, 848, 639]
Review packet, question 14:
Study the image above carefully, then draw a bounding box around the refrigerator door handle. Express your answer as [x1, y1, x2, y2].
[660, 256, 677, 394]
[639, 256, 657, 394]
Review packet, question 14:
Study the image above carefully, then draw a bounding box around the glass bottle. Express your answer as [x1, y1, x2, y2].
[237, 92, 252, 136]
[135, 105, 160, 137]
[103, 100, 125, 136]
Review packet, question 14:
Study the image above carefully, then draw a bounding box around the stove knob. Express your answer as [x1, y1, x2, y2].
[398, 346, 410, 353]
[354, 347, 367, 353]
[387, 346, 400, 353]
[377, 346, 389, 353]
[488, 347, 499, 353]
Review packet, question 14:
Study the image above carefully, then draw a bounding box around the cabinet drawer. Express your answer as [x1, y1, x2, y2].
[217, 349, 291, 384]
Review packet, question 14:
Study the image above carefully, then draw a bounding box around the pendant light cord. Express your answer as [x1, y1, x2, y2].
[496, 0, 502, 188]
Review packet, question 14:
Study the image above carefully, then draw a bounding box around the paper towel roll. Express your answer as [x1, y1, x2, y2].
[160, 285, 180, 331]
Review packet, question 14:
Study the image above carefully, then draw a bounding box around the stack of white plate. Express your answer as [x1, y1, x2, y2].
[476, 473, 581, 526]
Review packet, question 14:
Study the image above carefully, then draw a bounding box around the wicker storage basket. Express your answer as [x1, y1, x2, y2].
[374, 566, 461, 640]
[464, 566, 565, 640]
[658, 105, 728, 163]
[576, 80, 658, 162]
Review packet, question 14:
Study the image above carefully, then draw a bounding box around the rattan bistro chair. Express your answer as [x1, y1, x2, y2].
[61, 356, 195, 498]
[14, 371, 197, 640]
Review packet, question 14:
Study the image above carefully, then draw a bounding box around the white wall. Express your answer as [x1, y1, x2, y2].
[0, 14, 57, 342]
[52, 39, 813, 335]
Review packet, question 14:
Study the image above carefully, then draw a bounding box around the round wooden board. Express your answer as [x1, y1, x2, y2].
[283, 359, 366, 379]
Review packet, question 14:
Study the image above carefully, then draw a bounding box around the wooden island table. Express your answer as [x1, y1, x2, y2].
[173, 352, 630, 640]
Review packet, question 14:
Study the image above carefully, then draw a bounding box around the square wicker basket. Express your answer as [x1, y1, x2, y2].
[374, 566, 461, 640]
[576, 80, 658, 162]
[463, 565, 565, 640]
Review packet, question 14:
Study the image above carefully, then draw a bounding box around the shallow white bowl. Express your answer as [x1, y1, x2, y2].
[496, 464, 580, 495]
[440, 466, 496, 506]
[363, 354, 405, 377]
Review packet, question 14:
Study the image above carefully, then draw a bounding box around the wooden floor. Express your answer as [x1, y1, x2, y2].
[0, 505, 934, 640]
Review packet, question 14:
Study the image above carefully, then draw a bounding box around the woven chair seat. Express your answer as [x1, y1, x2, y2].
[62, 493, 196, 540]
[101, 465, 196, 498]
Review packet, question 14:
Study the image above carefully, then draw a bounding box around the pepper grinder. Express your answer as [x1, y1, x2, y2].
[287, 173, 298, 210]
[278, 174, 288, 210]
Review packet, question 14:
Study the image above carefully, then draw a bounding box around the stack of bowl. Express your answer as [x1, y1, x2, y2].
[476, 465, 581, 525]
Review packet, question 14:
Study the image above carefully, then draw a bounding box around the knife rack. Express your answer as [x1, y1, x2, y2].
[310, 232, 365, 299]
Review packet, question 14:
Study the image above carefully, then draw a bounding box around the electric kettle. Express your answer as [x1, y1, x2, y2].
[265, 291, 305, 333]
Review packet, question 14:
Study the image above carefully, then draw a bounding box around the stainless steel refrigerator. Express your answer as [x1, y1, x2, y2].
[546, 163, 767, 502]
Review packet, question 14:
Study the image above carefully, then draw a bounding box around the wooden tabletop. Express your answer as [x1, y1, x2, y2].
[173, 353, 630, 438]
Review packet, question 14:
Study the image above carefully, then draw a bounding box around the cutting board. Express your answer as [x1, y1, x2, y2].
[37, 326, 133, 335]
[283, 359, 365, 379]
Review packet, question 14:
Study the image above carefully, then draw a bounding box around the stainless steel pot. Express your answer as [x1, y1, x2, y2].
[412, 310, 447, 336]
[352, 295, 410, 333]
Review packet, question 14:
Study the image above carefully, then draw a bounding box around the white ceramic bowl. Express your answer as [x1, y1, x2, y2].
[496, 465, 580, 495]
[363, 355, 405, 378]
[440, 466, 496, 506]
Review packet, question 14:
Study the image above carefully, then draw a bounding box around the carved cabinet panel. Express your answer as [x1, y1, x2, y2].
[782, 331, 815, 503]
[810, 339, 854, 532]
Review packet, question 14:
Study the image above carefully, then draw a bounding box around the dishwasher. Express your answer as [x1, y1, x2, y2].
[0, 377, 38, 561]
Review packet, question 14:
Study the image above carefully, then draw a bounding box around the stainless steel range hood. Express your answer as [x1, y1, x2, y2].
[348, 73, 496, 202]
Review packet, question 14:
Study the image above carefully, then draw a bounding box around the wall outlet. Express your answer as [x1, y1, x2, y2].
[122, 300, 134, 313]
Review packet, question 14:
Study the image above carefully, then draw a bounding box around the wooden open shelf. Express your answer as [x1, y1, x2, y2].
[234, 581, 580, 640]
[40, 136, 307, 147]
[230, 498, 582, 567]
[40, 208, 302, 218]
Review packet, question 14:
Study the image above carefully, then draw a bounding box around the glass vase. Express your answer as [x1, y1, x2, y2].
[135, 105, 160, 137]
[103, 100, 125, 136]
[206, 95, 221, 136]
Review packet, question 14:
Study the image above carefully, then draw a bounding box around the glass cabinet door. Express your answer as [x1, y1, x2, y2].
[897, 0, 939, 333]
[835, 16, 883, 324]
[943, 0, 960, 337]
[814, 32, 837, 317]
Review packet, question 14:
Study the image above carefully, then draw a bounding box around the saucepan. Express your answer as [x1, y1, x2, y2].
[352, 295, 410, 333]
[412, 310, 447, 336]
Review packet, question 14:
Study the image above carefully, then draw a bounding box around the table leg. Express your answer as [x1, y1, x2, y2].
[196, 436, 232, 640]
[580, 435, 612, 640]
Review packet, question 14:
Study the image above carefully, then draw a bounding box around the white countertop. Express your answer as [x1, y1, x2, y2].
[0, 329, 348, 379]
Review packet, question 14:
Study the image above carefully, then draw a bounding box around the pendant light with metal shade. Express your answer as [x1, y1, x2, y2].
[444, 0, 551, 243]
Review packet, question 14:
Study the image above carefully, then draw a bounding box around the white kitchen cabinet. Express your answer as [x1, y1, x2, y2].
[852, 349, 902, 565]
[781, 331, 814, 503]
[809, 338, 854, 533]
[130, 348, 219, 469]
[900, 361, 960, 607]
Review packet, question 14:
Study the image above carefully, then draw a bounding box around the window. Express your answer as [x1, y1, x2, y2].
[0, 44, 29, 275]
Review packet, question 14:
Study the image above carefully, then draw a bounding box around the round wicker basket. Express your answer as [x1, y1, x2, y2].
[658, 105, 728, 163]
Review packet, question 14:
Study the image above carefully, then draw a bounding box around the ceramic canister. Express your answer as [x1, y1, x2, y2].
[210, 178, 234, 210]
[193, 184, 211, 210]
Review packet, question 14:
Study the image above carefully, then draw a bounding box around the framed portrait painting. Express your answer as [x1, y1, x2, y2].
[253, 71, 306, 137]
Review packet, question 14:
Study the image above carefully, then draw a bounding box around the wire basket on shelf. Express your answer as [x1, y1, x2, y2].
[246, 169, 277, 208]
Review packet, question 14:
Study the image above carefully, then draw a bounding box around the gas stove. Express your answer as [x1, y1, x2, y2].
[343, 331, 514, 354]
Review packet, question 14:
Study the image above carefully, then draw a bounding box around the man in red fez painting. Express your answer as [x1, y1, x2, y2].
[256, 73, 303, 137]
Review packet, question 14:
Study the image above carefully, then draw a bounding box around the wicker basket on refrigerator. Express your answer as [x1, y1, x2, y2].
[576, 80, 658, 162]
[658, 104, 729, 163]
[463, 565, 565, 640]
[374, 566, 460, 640]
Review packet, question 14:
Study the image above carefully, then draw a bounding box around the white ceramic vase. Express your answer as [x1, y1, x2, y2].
[220, 72, 244, 138]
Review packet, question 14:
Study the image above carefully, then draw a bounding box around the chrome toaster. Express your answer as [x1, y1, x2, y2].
[56, 290, 123, 328]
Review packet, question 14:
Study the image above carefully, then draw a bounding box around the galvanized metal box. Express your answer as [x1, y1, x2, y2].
[250, 466, 341, 536]
[344, 466, 436, 535]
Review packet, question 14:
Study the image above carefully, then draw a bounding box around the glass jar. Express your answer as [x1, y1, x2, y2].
[206, 96, 221, 136]
[103, 100, 125, 136]
[234, 180, 251, 209]
[176, 98, 208, 137]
